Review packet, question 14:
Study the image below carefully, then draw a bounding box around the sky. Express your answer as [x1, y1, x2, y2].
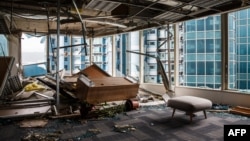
[21, 33, 46, 53]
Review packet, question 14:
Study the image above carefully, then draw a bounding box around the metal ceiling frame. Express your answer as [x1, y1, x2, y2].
[0, 0, 249, 37]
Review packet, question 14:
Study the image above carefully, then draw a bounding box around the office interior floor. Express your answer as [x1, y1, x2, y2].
[0, 102, 250, 141]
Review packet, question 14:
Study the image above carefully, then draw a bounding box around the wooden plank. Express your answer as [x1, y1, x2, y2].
[91, 77, 133, 87]
[0, 105, 51, 118]
[77, 63, 111, 79]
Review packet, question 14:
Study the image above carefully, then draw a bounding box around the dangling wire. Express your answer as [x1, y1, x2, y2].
[10, 0, 13, 30]
[72, 0, 87, 56]
[46, 5, 54, 73]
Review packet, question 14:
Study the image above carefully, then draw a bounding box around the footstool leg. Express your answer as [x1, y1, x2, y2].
[203, 110, 207, 119]
[172, 108, 176, 118]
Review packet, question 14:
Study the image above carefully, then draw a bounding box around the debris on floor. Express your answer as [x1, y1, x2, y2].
[85, 128, 101, 136]
[113, 124, 136, 133]
[19, 118, 48, 128]
[21, 131, 62, 141]
[230, 106, 250, 117]
[208, 103, 231, 113]
[85, 102, 127, 119]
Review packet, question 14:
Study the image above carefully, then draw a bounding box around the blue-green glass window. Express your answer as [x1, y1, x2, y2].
[197, 32, 205, 39]
[206, 54, 214, 61]
[197, 62, 205, 75]
[206, 62, 214, 75]
[248, 44, 250, 55]
[187, 76, 196, 82]
[215, 61, 221, 75]
[197, 76, 205, 83]
[238, 9, 248, 19]
[186, 62, 196, 75]
[186, 32, 196, 39]
[186, 40, 196, 53]
[206, 31, 214, 38]
[206, 39, 214, 53]
[215, 54, 221, 60]
[186, 53, 196, 61]
[0, 35, 8, 56]
[239, 62, 247, 73]
[247, 62, 250, 73]
[206, 75, 214, 83]
[215, 39, 221, 53]
[186, 20, 196, 32]
[239, 37, 247, 43]
[240, 56, 247, 61]
[239, 44, 247, 55]
[238, 81, 247, 89]
[228, 14, 235, 29]
[215, 31, 221, 38]
[229, 53, 235, 61]
[239, 19, 247, 25]
[229, 40, 235, 53]
[197, 54, 205, 61]
[197, 39, 205, 53]
[215, 16, 221, 30]
[229, 62, 235, 75]
[215, 75, 221, 83]
[248, 81, 250, 89]
[238, 26, 247, 37]
[239, 73, 247, 79]
[186, 83, 196, 87]
[206, 17, 214, 30]
[197, 19, 204, 31]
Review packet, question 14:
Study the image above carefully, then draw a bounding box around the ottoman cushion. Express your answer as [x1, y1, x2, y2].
[168, 96, 212, 112]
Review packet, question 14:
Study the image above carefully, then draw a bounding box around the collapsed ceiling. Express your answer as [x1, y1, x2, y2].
[0, 0, 249, 37]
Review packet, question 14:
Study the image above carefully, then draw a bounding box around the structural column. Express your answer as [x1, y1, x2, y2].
[139, 30, 144, 84]
[221, 13, 228, 90]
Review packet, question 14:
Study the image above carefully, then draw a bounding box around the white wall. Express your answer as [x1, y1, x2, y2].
[140, 83, 250, 107]
[175, 86, 250, 107]
[8, 34, 20, 76]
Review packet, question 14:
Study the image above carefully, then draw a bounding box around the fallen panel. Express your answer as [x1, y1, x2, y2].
[0, 56, 14, 96]
[230, 106, 250, 117]
[19, 119, 48, 127]
[76, 63, 111, 79]
[0, 105, 51, 118]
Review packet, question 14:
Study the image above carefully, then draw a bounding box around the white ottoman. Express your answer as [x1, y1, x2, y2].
[167, 96, 212, 122]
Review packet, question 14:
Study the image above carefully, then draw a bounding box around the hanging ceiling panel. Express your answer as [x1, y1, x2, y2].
[85, 0, 121, 12]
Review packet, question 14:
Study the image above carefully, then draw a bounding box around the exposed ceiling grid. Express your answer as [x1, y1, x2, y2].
[0, 0, 248, 37]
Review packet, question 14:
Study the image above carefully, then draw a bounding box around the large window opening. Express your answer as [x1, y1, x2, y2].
[21, 33, 47, 77]
[182, 15, 222, 89]
[228, 8, 250, 91]
[0, 35, 8, 56]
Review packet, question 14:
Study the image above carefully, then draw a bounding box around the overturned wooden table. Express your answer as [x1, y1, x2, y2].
[75, 64, 139, 116]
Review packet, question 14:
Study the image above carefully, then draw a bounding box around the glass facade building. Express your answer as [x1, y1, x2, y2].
[232, 9, 250, 90]
[49, 35, 112, 75]
[182, 15, 222, 89]
[0, 35, 8, 56]
[182, 8, 250, 91]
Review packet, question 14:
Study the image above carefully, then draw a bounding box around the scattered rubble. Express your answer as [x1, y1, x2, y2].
[113, 124, 136, 133]
[21, 131, 61, 141]
[19, 118, 48, 128]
